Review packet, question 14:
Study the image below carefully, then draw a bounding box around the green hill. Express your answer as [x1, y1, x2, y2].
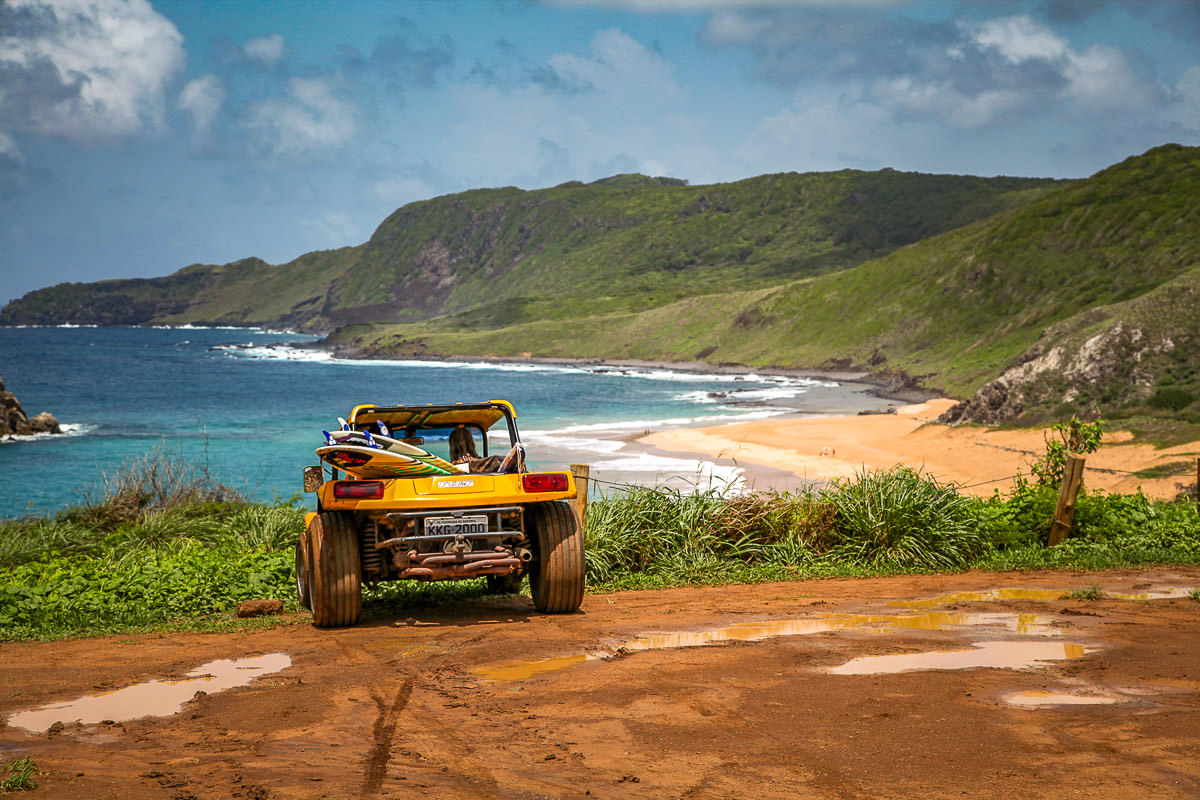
[4, 145, 1198, 423]
[0, 169, 1060, 330]
[326, 144, 1200, 422]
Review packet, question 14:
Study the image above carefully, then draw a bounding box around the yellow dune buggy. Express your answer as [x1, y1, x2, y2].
[298, 400, 584, 627]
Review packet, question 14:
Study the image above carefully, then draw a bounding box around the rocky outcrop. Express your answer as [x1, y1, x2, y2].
[940, 318, 1193, 424]
[1, 377, 61, 436]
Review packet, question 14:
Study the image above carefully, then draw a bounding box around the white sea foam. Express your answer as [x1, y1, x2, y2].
[213, 344, 841, 390]
[210, 343, 332, 362]
[0, 422, 95, 445]
[588, 366, 837, 388]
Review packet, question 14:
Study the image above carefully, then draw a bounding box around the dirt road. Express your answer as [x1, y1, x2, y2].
[3, 567, 1199, 799]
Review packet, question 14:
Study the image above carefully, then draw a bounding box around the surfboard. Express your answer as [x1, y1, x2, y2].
[317, 430, 462, 479]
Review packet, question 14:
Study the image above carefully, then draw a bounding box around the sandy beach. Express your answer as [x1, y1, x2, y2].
[638, 399, 1200, 499]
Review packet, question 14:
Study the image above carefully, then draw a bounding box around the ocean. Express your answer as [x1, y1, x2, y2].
[0, 326, 894, 519]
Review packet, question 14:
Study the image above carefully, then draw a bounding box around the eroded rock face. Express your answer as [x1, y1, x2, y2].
[939, 380, 1020, 425]
[1, 377, 62, 436]
[940, 320, 1187, 425]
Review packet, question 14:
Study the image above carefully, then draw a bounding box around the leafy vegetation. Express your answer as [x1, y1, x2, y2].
[1061, 584, 1103, 601]
[1029, 417, 1104, 487]
[2, 446, 1198, 641]
[337, 144, 1200, 425]
[1, 757, 39, 792]
[0, 447, 305, 640]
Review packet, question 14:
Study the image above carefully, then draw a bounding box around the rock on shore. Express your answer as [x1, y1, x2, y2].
[1, 377, 61, 436]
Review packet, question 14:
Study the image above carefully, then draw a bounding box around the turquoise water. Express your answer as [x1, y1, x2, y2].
[0, 326, 890, 518]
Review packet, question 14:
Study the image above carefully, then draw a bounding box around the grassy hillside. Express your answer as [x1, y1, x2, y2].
[332, 144, 1200, 421]
[5, 144, 1197, 423]
[0, 169, 1062, 330]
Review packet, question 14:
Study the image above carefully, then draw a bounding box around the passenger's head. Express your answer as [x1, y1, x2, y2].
[449, 425, 478, 461]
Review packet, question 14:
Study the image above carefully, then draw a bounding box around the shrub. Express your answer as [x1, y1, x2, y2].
[1061, 584, 1103, 600]
[1030, 417, 1103, 487]
[1, 756, 39, 792]
[1147, 387, 1194, 412]
[80, 441, 243, 527]
[824, 467, 983, 569]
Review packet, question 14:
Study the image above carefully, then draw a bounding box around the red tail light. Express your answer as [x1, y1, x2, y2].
[522, 472, 569, 493]
[333, 480, 385, 499]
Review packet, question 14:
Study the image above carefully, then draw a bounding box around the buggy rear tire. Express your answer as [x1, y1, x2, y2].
[527, 501, 584, 613]
[295, 529, 312, 610]
[309, 512, 362, 628]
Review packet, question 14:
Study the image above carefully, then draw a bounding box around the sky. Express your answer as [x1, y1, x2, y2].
[2, 0, 1199, 307]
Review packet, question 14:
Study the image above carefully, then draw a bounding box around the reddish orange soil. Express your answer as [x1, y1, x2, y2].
[3, 567, 1199, 799]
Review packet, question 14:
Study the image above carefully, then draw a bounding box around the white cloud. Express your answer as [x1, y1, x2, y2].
[736, 90, 897, 172]
[701, 10, 775, 46]
[545, 28, 683, 104]
[244, 77, 357, 161]
[970, 15, 1070, 63]
[177, 74, 224, 149]
[0, 132, 23, 165]
[0, 0, 185, 140]
[243, 33, 286, 64]
[967, 16, 1164, 113]
[1062, 43, 1162, 111]
[873, 75, 1030, 128]
[705, 9, 1171, 130]
[1168, 65, 1200, 129]
[436, 29, 715, 186]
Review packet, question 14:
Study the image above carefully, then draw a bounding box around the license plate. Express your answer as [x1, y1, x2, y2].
[425, 514, 488, 536]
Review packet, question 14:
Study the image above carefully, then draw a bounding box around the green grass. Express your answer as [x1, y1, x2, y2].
[1, 757, 39, 792]
[1133, 461, 1196, 480]
[339, 144, 1200, 422]
[1060, 584, 1104, 601]
[3, 452, 1199, 641]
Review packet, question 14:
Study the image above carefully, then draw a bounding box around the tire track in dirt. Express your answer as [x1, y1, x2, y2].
[361, 679, 414, 797]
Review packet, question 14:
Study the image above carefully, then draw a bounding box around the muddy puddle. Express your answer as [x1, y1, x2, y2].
[1002, 689, 1122, 708]
[895, 585, 1196, 607]
[477, 611, 1062, 682]
[7, 654, 291, 733]
[828, 641, 1090, 675]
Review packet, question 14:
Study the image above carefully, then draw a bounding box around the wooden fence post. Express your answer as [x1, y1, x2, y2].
[1048, 453, 1086, 546]
[570, 464, 590, 529]
[1195, 457, 1199, 508]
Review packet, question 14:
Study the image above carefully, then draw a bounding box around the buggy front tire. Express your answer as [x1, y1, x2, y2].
[528, 501, 584, 613]
[309, 512, 362, 628]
